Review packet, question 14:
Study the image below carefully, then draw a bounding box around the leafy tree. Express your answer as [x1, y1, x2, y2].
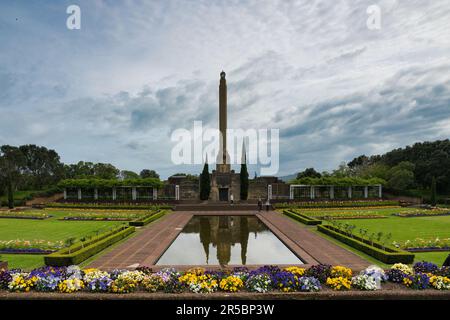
[93, 163, 119, 179]
[296, 168, 321, 179]
[240, 163, 249, 200]
[0, 145, 26, 208]
[140, 169, 160, 179]
[199, 161, 210, 200]
[18, 144, 64, 190]
[348, 155, 369, 168]
[119, 170, 140, 180]
[386, 161, 415, 190]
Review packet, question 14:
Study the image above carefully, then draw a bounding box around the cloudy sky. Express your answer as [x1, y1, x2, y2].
[1, 0, 449, 178]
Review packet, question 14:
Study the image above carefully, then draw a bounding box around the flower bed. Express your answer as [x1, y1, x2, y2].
[60, 211, 154, 221]
[393, 208, 450, 217]
[0, 240, 64, 254]
[1, 263, 449, 294]
[394, 238, 450, 252]
[0, 211, 51, 220]
[274, 200, 399, 209]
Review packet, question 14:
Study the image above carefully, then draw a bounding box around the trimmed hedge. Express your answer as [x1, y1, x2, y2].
[46, 203, 174, 210]
[129, 210, 166, 226]
[58, 178, 163, 189]
[44, 225, 135, 266]
[275, 200, 399, 209]
[283, 210, 322, 225]
[317, 225, 414, 264]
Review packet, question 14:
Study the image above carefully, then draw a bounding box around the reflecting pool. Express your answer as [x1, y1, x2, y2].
[156, 215, 303, 265]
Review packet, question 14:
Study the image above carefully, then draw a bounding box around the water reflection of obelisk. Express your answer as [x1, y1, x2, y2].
[199, 217, 211, 264]
[217, 216, 231, 266]
[240, 217, 249, 265]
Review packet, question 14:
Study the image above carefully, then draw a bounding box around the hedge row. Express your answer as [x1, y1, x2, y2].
[44, 225, 135, 266]
[317, 225, 414, 264]
[129, 210, 166, 226]
[46, 202, 173, 210]
[283, 210, 322, 225]
[275, 200, 399, 209]
[58, 178, 163, 189]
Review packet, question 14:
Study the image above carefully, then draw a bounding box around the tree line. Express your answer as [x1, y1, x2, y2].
[0, 144, 160, 207]
[294, 139, 450, 201]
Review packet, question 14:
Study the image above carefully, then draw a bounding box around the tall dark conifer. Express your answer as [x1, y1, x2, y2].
[200, 155, 210, 200]
[431, 176, 437, 206]
[240, 143, 249, 200]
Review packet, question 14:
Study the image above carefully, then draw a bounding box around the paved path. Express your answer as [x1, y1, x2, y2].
[88, 211, 369, 270]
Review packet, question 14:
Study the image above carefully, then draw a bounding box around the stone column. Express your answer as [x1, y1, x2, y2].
[63, 189, 67, 200]
[94, 188, 98, 200]
[364, 186, 368, 198]
[268, 185, 272, 200]
[153, 188, 158, 200]
[112, 187, 117, 201]
[330, 186, 334, 199]
[310, 186, 315, 199]
[175, 185, 180, 200]
[348, 186, 352, 199]
[132, 187, 137, 201]
[379, 185, 382, 198]
[77, 188, 82, 200]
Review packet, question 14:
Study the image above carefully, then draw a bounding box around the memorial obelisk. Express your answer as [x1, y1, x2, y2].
[217, 71, 231, 173]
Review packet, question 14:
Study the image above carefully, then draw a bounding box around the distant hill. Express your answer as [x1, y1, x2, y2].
[278, 173, 296, 182]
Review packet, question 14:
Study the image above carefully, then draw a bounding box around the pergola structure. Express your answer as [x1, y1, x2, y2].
[288, 184, 382, 200]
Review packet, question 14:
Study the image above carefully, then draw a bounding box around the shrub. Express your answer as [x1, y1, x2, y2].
[44, 226, 135, 266]
[129, 210, 166, 226]
[283, 210, 322, 225]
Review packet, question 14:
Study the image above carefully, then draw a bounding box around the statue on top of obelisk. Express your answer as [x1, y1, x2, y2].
[217, 71, 231, 173]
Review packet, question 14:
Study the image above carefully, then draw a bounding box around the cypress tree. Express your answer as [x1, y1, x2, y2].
[430, 176, 437, 206]
[240, 163, 249, 200]
[200, 158, 210, 200]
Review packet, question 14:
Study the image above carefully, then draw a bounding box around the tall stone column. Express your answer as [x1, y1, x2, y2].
[217, 71, 230, 173]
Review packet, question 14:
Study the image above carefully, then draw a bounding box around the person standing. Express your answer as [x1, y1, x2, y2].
[257, 198, 262, 212]
[230, 193, 234, 205]
[265, 198, 270, 212]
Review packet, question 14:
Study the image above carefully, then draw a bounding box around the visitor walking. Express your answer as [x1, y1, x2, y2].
[230, 193, 234, 205]
[265, 198, 270, 212]
[257, 198, 262, 212]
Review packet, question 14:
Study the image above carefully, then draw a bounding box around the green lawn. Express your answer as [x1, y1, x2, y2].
[336, 215, 450, 266]
[0, 210, 126, 270]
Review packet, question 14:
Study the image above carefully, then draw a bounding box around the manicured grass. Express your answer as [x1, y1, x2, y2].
[0, 211, 126, 242]
[334, 215, 450, 266]
[1, 254, 46, 270]
[0, 210, 129, 270]
[337, 216, 450, 242]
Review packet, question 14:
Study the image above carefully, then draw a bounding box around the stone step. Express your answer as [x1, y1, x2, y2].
[174, 204, 271, 211]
